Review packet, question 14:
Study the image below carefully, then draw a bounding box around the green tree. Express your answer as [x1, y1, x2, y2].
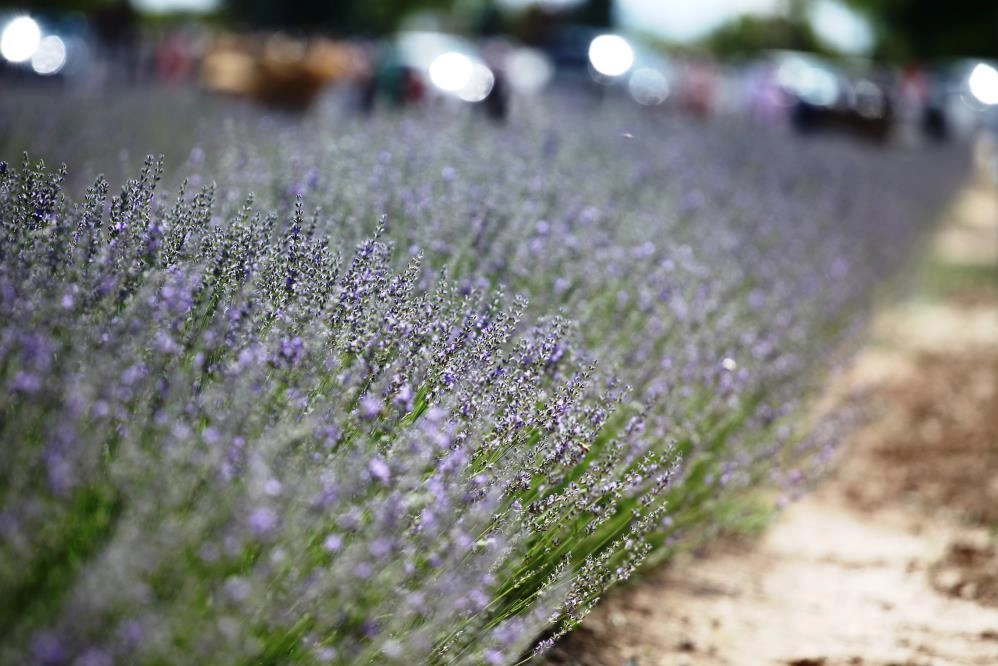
[0, 0, 112, 10]
[705, 14, 828, 58]
[574, 0, 612, 28]
[844, 0, 998, 60]
[221, 0, 457, 35]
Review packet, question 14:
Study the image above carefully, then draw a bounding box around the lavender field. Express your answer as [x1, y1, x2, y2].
[0, 89, 966, 665]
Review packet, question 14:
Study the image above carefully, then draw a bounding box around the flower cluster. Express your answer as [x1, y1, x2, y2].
[0, 91, 964, 665]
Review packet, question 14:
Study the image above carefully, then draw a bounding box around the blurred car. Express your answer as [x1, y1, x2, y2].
[592, 33, 678, 109]
[360, 31, 504, 116]
[765, 50, 893, 142]
[921, 59, 998, 141]
[541, 25, 678, 110]
[201, 33, 366, 109]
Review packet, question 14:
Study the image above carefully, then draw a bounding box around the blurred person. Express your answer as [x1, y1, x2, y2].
[93, 0, 139, 84]
[479, 40, 510, 122]
[749, 62, 786, 125]
[482, 66, 508, 121]
[681, 56, 718, 119]
[156, 28, 194, 84]
[898, 62, 930, 144]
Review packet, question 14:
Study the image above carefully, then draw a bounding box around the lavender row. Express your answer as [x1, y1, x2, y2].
[0, 91, 965, 665]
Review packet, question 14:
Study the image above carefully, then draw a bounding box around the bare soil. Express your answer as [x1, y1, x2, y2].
[549, 165, 998, 665]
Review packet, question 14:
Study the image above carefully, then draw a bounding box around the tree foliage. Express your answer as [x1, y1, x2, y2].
[221, 0, 456, 34]
[844, 0, 998, 60]
[705, 14, 829, 59]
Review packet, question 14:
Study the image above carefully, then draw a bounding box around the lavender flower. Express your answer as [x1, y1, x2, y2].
[0, 90, 963, 666]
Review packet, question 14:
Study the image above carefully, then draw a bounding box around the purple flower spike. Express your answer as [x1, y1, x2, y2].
[368, 458, 391, 485]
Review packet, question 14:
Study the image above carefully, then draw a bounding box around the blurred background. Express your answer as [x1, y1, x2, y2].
[1, 0, 997, 150]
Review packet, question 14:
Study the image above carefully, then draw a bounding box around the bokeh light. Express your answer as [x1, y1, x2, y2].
[776, 57, 840, 107]
[853, 79, 885, 118]
[30, 35, 67, 75]
[505, 48, 553, 95]
[456, 62, 495, 103]
[428, 51, 474, 93]
[1, 15, 41, 64]
[968, 62, 998, 106]
[588, 34, 634, 77]
[628, 67, 670, 106]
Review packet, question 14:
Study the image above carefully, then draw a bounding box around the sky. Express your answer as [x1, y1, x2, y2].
[615, 0, 782, 41]
[807, 0, 874, 54]
[130, 0, 218, 12]
[503, 0, 874, 53]
[129, 0, 875, 55]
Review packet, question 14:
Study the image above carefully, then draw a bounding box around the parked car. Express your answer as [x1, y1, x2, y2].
[764, 50, 894, 142]
[921, 59, 998, 141]
[201, 33, 366, 109]
[359, 31, 505, 116]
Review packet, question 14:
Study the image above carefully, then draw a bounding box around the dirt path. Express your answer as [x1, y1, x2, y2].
[551, 161, 998, 666]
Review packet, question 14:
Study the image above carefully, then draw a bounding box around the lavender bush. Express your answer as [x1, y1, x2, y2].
[0, 90, 964, 665]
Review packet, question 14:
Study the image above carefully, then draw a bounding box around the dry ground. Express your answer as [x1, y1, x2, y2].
[549, 153, 998, 666]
